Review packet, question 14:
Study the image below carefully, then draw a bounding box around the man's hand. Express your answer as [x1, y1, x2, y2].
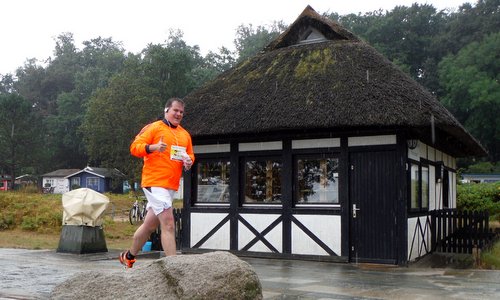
[182, 153, 193, 170]
[152, 136, 167, 152]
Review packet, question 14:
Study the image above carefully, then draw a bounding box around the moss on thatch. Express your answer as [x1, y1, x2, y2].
[182, 6, 486, 157]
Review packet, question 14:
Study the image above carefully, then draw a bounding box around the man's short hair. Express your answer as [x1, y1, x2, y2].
[165, 97, 184, 109]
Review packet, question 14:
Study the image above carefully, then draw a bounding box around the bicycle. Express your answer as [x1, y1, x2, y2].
[129, 196, 148, 225]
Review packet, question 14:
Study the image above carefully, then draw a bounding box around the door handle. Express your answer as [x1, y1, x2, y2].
[353, 203, 361, 218]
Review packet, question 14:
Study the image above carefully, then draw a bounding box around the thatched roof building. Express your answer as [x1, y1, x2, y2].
[182, 5, 486, 157]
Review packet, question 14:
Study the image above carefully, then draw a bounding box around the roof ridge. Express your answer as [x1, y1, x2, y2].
[264, 5, 360, 51]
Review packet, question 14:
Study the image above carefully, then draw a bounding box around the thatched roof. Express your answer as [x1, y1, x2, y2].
[182, 6, 486, 157]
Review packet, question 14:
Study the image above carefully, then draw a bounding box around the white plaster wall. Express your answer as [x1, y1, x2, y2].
[429, 166, 437, 210]
[434, 180, 443, 210]
[451, 172, 457, 208]
[292, 215, 341, 256]
[407, 216, 431, 261]
[190, 213, 230, 250]
[348, 135, 396, 146]
[428, 147, 436, 161]
[194, 144, 230, 153]
[292, 138, 340, 149]
[238, 214, 282, 253]
[408, 140, 425, 161]
[43, 177, 70, 194]
[408, 142, 458, 211]
[239, 141, 282, 151]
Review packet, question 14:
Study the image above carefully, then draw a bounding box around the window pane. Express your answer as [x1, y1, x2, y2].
[244, 159, 282, 204]
[71, 177, 80, 187]
[421, 166, 429, 209]
[296, 157, 339, 204]
[196, 160, 230, 203]
[410, 164, 419, 209]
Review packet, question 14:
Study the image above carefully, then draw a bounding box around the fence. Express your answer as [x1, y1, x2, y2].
[431, 209, 497, 254]
[173, 208, 182, 249]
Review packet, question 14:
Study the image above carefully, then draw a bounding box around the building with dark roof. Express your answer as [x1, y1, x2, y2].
[42, 167, 125, 194]
[42, 169, 81, 194]
[66, 166, 125, 194]
[179, 6, 487, 265]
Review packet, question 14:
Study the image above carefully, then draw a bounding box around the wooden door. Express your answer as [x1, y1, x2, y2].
[349, 150, 398, 264]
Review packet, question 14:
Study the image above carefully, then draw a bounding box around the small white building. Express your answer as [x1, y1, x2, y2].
[461, 173, 500, 183]
[41, 169, 80, 194]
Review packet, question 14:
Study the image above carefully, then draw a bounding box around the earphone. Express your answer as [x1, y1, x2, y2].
[165, 108, 172, 126]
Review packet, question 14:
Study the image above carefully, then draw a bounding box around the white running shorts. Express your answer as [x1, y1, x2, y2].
[143, 187, 175, 215]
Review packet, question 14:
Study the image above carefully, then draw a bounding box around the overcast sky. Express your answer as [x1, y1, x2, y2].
[1, 0, 468, 75]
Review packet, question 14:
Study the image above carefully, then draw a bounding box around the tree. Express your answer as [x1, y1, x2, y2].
[44, 92, 87, 168]
[76, 36, 126, 99]
[438, 0, 500, 57]
[0, 74, 15, 94]
[466, 161, 500, 173]
[204, 46, 236, 74]
[334, 9, 385, 39]
[82, 55, 161, 186]
[47, 36, 126, 169]
[234, 21, 287, 62]
[438, 32, 500, 161]
[340, 4, 446, 91]
[142, 30, 200, 100]
[14, 59, 50, 115]
[0, 93, 44, 187]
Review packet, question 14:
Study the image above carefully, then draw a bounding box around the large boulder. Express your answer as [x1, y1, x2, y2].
[50, 251, 262, 300]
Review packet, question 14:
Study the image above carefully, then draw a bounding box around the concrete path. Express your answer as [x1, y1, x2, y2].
[0, 248, 499, 299]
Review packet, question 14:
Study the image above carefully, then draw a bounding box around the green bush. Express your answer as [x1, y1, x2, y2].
[16, 184, 39, 193]
[457, 182, 500, 220]
[21, 216, 40, 231]
[0, 191, 62, 232]
[0, 213, 15, 230]
[481, 241, 500, 269]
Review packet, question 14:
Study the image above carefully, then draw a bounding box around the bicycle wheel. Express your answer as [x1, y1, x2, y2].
[140, 201, 148, 221]
[129, 206, 139, 225]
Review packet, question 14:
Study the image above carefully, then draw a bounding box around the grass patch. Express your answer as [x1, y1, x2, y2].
[0, 191, 171, 250]
[481, 239, 500, 269]
[0, 229, 60, 249]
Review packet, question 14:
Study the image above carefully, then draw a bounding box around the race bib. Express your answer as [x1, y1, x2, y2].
[170, 145, 186, 161]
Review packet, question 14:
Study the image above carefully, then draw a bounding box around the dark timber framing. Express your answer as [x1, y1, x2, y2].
[182, 130, 415, 264]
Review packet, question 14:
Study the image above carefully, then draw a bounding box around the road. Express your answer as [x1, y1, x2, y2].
[1, 248, 499, 299]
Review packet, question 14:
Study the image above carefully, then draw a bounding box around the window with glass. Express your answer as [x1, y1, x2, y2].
[87, 177, 99, 186]
[296, 156, 339, 204]
[421, 165, 429, 209]
[196, 160, 230, 203]
[410, 163, 419, 209]
[71, 177, 80, 188]
[244, 158, 282, 204]
[409, 161, 429, 212]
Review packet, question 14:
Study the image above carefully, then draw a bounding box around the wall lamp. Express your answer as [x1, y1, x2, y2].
[406, 139, 418, 150]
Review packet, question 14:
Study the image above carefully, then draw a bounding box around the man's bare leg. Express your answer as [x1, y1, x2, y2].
[158, 208, 177, 256]
[130, 208, 159, 255]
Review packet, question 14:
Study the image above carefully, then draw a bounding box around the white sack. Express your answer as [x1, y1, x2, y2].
[62, 188, 109, 227]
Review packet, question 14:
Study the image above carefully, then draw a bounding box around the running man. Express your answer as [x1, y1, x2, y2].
[120, 97, 194, 268]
